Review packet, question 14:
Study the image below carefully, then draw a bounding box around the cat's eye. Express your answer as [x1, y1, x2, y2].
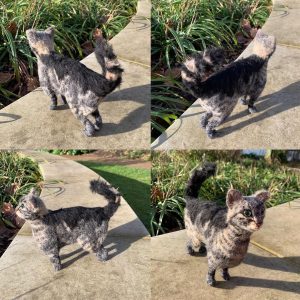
[243, 209, 252, 217]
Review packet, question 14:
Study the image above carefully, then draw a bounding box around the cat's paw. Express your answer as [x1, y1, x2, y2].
[248, 106, 258, 114]
[240, 98, 248, 105]
[94, 122, 102, 131]
[186, 245, 195, 255]
[207, 130, 217, 139]
[84, 123, 96, 137]
[53, 263, 62, 271]
[221, 270, 231, 281]
[206, 277, 216, 287]
[97, 249, 108, 262]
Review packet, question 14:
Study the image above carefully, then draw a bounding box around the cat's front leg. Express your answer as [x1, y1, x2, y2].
[91, 109, 103, 131]
[71, 108, 96, 137]
[221, 268, 230, 281]
[186, 239, 195, 255]
[206, 265, 216, 287]
[40, 84, 58, 110]
[200, 112, 212, 129]
[96, 245, 108, 262]
[49, 253, 62, 271]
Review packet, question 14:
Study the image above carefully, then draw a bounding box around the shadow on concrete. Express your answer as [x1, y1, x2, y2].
[59, 219, 145, 269]
[0, 112, 21, 124]
[244, 253, 300, 274]
[216, 276, 300, 294]
[93, 84, 150, 136]
[218, 80, 300, 137]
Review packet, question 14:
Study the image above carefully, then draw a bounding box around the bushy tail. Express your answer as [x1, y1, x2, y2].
[181, 48, 225, 97]
[94, 29, 124, 93]
[185, 162, 217, 199]
[90, 179, 121, 218]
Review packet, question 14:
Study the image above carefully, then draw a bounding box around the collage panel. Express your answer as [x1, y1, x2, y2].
[0, 0, 150, 149]
[151, 150, 300, 299]
[0, 150, 151, 299]
[151, 0, 300, 149]
[1, 0, 300, 299]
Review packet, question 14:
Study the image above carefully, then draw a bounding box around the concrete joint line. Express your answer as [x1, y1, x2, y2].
[277, 43, 300, 49]
[119, 56, 150, 68]
[250, 240, 284, 258]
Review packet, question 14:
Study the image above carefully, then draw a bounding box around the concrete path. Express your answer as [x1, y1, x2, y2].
[152, 0, 300, 149]
[0, 151, 150, 299]
[151, 200, 300, 300]
[0, 0, 150, 149]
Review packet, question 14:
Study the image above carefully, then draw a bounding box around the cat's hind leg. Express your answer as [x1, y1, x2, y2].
[221, 268, 230, 281]
[91, 109, 103, 131]
[43, 243, 61, 271]
[200, 112, 212, 129]
[248, 85, 265, 114]
[70, 107, 96, 137]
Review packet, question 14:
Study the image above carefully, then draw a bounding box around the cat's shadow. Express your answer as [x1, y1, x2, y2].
[218, 80, 300, 137]
[93, 84, 150, 136]
[60, 218, 146, 269]
[215, 253, 300, 293]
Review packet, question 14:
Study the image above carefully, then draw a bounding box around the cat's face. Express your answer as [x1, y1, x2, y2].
[253, 29, 276, 59]
[16, 188, 48, 220]
[26, 27, 55, 56]
[226, 189, 269, 232]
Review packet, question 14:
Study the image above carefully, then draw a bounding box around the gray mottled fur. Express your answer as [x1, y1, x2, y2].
[184, 163, 269, 286]
[26, 27, 123, 137]
[181, 30, 276, 138]
[16, 179, 121, 271]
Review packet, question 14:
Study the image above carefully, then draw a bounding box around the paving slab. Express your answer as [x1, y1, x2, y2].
[152, 0, 300, 150]
[0, 151, 150, 299]
[252, 199, 300, 264]
[0, 235, 150, 300]
[0, 0, 150, 150]
[151, 230, 300, 300]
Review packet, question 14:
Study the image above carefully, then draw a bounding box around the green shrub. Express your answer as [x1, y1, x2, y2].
[0, 151, 42, 227]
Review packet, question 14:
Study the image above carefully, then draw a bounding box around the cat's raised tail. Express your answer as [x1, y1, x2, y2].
[185, 162, 217, 198]
[90, 179, 121, 217]
[94, 29, 124, 90]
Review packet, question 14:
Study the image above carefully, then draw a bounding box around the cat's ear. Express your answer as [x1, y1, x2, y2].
[254, 190, 269, 202]
[226, 189, 243, 208]
[45, 27, 55, 37]
[28, 188, 38, 196]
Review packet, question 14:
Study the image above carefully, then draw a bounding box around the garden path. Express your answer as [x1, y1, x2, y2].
[151, 199, 300, 299]
[0, 151, 150, 299]
[0, 0, 150, 149]
[152, 0, 300, 149]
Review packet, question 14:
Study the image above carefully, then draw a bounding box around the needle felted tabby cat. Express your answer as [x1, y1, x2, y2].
[26, 27, 123, 137]
[16, 179, 121, 271]
[181, 30, 276, 138]
[184, 162, 269, 286]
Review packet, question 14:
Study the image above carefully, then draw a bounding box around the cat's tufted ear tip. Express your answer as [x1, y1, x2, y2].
[226, 189, 243, 208]
[255, 190, 269, 202]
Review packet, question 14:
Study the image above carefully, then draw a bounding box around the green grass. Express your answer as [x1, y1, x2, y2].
[0, 0, 137, 107]
[79, 161, 151, 233]
[151, 0, 272, 140]
[151, 151, 300, 236]
[0, 151, 42, 227]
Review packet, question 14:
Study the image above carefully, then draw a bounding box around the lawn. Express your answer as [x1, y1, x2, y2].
[79, 161, 151, 233]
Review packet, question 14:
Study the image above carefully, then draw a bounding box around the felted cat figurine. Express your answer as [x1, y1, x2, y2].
[16, 179, 121, 271]
[181, 30, 276, 138]
[26, 27, 123, 137]
[184, 162, 269, 286]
